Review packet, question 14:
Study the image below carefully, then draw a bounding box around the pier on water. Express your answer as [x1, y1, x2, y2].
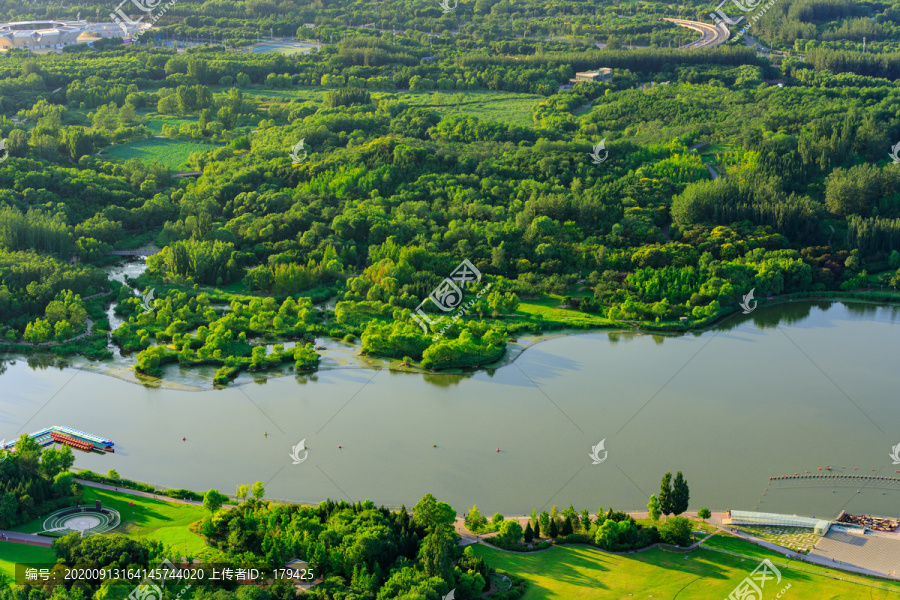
[2, 426, 114, 453]
[769, 474, 900, 490]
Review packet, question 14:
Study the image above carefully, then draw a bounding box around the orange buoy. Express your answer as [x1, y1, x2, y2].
[854, 467, 858, 470]
[795, 473, 798, 476]
[805, 470, 809, 473]
[818, 468, 822, 471]
[496, 448, 500, 452]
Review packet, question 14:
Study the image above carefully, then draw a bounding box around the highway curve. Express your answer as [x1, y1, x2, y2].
[665, 18, 731, 49]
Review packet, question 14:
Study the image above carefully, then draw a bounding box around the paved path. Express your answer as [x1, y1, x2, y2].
[455, 511, 726, 546]
[0, 530, 53, 547]
[75, 479, 236, 510]
[478, 531, 718, 556]
[0, 318, 94, 348]
[705, 163, 721, 179]
[715, 524, 899, 580]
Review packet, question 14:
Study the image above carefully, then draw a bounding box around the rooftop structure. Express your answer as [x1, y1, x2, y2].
[0, 20, 148, 49]
[725, 510, 834, 536]
[0, 21, 85, 48]
[571, 68, 613, 83]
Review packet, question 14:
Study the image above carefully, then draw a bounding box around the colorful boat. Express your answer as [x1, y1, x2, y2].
[2, 426, 114, 453]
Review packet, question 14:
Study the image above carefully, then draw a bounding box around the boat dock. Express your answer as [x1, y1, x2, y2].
[2, 426, 115, 453]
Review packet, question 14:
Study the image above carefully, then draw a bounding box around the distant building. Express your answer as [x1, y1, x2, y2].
[571, 68, 613, 83]
[0, 21, 86, 48]
[283, 559, 318, 590]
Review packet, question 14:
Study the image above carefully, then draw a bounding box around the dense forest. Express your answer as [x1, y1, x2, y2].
[0, 436, 77, 529]
[0, 0, 898, 380]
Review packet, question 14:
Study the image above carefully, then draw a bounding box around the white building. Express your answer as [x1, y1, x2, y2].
[0, 20, 148, 49]
[0, 21, 85, 49]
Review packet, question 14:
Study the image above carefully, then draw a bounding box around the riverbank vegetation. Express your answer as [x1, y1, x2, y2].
[1, 0, 900, 383]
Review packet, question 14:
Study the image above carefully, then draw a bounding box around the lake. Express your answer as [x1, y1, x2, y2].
[2, 299, 899, 519]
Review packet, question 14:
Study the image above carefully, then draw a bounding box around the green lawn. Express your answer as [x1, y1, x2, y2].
[473, 536, 900, 599]
[516, 296, 610, 325]
[396, 90, 542, 128]
[103, 138, 219, 170]
[241, 87, 541, 127]
[0, 543, 54, 586]
[13, 486, 209, 557]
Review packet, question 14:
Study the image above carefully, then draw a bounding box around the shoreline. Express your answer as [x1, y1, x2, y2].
[3, 292, 897, 390]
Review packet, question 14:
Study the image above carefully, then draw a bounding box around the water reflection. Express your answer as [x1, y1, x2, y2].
[26, 355, 71, 371]
[421, 372, 467, 387]
[14, 299, 898, 392]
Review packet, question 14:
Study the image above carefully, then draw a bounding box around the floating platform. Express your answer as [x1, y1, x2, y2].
[2, 426, 114, 453]
[768, 474, 900, 490]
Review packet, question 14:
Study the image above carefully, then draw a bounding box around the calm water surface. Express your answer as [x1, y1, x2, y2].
[2, 300, 899, 519]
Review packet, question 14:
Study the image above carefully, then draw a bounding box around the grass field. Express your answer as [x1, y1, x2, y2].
[516, 296, 611, 326]
[396, 90, 542, 128]
[473, 535, 900, 599]
[103, 138, 219, 170]
[0, 544, 54, 586]
[12, 486, 209, 558]
[241, 87, 541, 127]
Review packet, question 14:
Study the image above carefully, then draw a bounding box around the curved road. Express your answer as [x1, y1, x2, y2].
[665, 18, 730, 49]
